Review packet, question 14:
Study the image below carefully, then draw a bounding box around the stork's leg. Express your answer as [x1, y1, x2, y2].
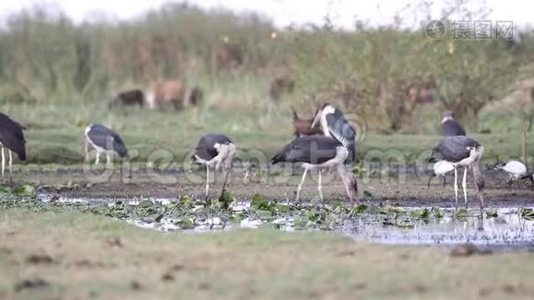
[8, 150, 12, 175]
[205, 165, 210, 197]
[95, 152, 100, 165]
[442, 176, 446, 188]
[453, 167, 458, 208]
[317, 169, 323, 202]
[219, 166, 232, 199]
[462, 166, 468, 208]
[296, 168, 308, 202]
[84, 138, 89, 163]
[427, 174, 433, 188]
[1, 147, 4, 177]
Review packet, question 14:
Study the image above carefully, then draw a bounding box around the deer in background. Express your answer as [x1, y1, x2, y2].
[292, 108, 323, 137]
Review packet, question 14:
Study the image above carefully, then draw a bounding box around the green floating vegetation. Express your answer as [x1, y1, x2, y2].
[250, 193, 276, 214]
[218, 190, 234, 210]
[174, 218, 195, 230]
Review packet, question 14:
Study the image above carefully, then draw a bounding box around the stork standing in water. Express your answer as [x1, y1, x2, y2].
[429, 136, 485, 208]
[272, 135, 358, 202]
[192, 134, 236, 197]
[0, 113, 26, 177]
[83, 124, 129, 166]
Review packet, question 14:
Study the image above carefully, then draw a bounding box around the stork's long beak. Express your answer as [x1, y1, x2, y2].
[311, 109, 322, 129]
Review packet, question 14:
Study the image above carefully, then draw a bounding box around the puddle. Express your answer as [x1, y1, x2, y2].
[36, 193, 534, 251]
[340, 208, 534, 250]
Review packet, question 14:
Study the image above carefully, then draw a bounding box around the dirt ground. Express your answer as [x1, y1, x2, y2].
[10, 166, 534, 207]
[1, 209, 534, 300]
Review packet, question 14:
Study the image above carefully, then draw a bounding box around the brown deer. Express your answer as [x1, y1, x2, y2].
[292, 109, 323, 137]
[109, 89, 144, 108]
[146, 80, 186, 110]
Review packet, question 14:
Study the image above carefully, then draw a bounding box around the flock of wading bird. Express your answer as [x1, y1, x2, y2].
[0, 104, 533, 208]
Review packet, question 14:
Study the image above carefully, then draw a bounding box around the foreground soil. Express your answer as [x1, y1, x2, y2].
[1, 209, 534, 300]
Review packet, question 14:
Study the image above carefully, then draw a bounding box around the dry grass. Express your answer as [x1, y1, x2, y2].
[1, 209, 534, 299]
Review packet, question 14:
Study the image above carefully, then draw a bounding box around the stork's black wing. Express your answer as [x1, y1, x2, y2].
[431, 136, 480, 162]
[272, 136, 341, 165]
[0, 113, 26, 160]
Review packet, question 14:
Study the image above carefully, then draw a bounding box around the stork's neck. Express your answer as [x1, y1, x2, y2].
[321, 112, 331, 138]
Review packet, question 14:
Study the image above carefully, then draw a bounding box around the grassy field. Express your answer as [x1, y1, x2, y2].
[2, 99, 532, 167]
[0, 208, 533, 299]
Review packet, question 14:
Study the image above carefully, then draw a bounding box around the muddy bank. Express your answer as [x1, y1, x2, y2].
[10, 167, 534, 208]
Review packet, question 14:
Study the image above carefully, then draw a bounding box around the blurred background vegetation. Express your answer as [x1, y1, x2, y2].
[0, 0, 532, 165]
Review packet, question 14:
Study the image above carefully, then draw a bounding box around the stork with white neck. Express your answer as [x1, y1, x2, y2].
[311, 103, 356, 164]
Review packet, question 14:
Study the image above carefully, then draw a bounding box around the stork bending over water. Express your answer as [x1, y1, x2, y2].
[0, 113, 26, 177]
[272, 136, 358, 202]
[493, 160, 528, 188]
[192, 134, 236, 197]
[427, 160, 455, 188]
[83, 124, 129, 166]
[429, 136, 485, 208]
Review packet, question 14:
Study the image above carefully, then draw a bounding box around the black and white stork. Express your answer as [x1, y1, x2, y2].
[272, 135, 358, 202]
[441, 111, 466, 136]
[311, 103, 356, 164]
[429, 136, 485, 208]
[427, 160, 455, 188]
[428, 111, 466, 186]
[0, 113, 26, 176]
[192, 134, 236, 197]
[83, 124, 128, 165]
[493, 160, 528, 188]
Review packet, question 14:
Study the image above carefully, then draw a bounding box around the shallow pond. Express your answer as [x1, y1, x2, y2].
[38, 193, 534, 251]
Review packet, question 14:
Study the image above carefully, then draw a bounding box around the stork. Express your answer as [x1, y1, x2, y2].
[83, 124, 128, 166]
[272, 135, 358, 202]
[429, 136, 485, 208]
[0, 113, 26, 177]
[311, 103, 356, 164]
[192, 134, 236, 197]
[427, 111, 466, 186]
[441, 111, 466, 136]
[427, 160, 455, 187]
[493, 160, 528, 188]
